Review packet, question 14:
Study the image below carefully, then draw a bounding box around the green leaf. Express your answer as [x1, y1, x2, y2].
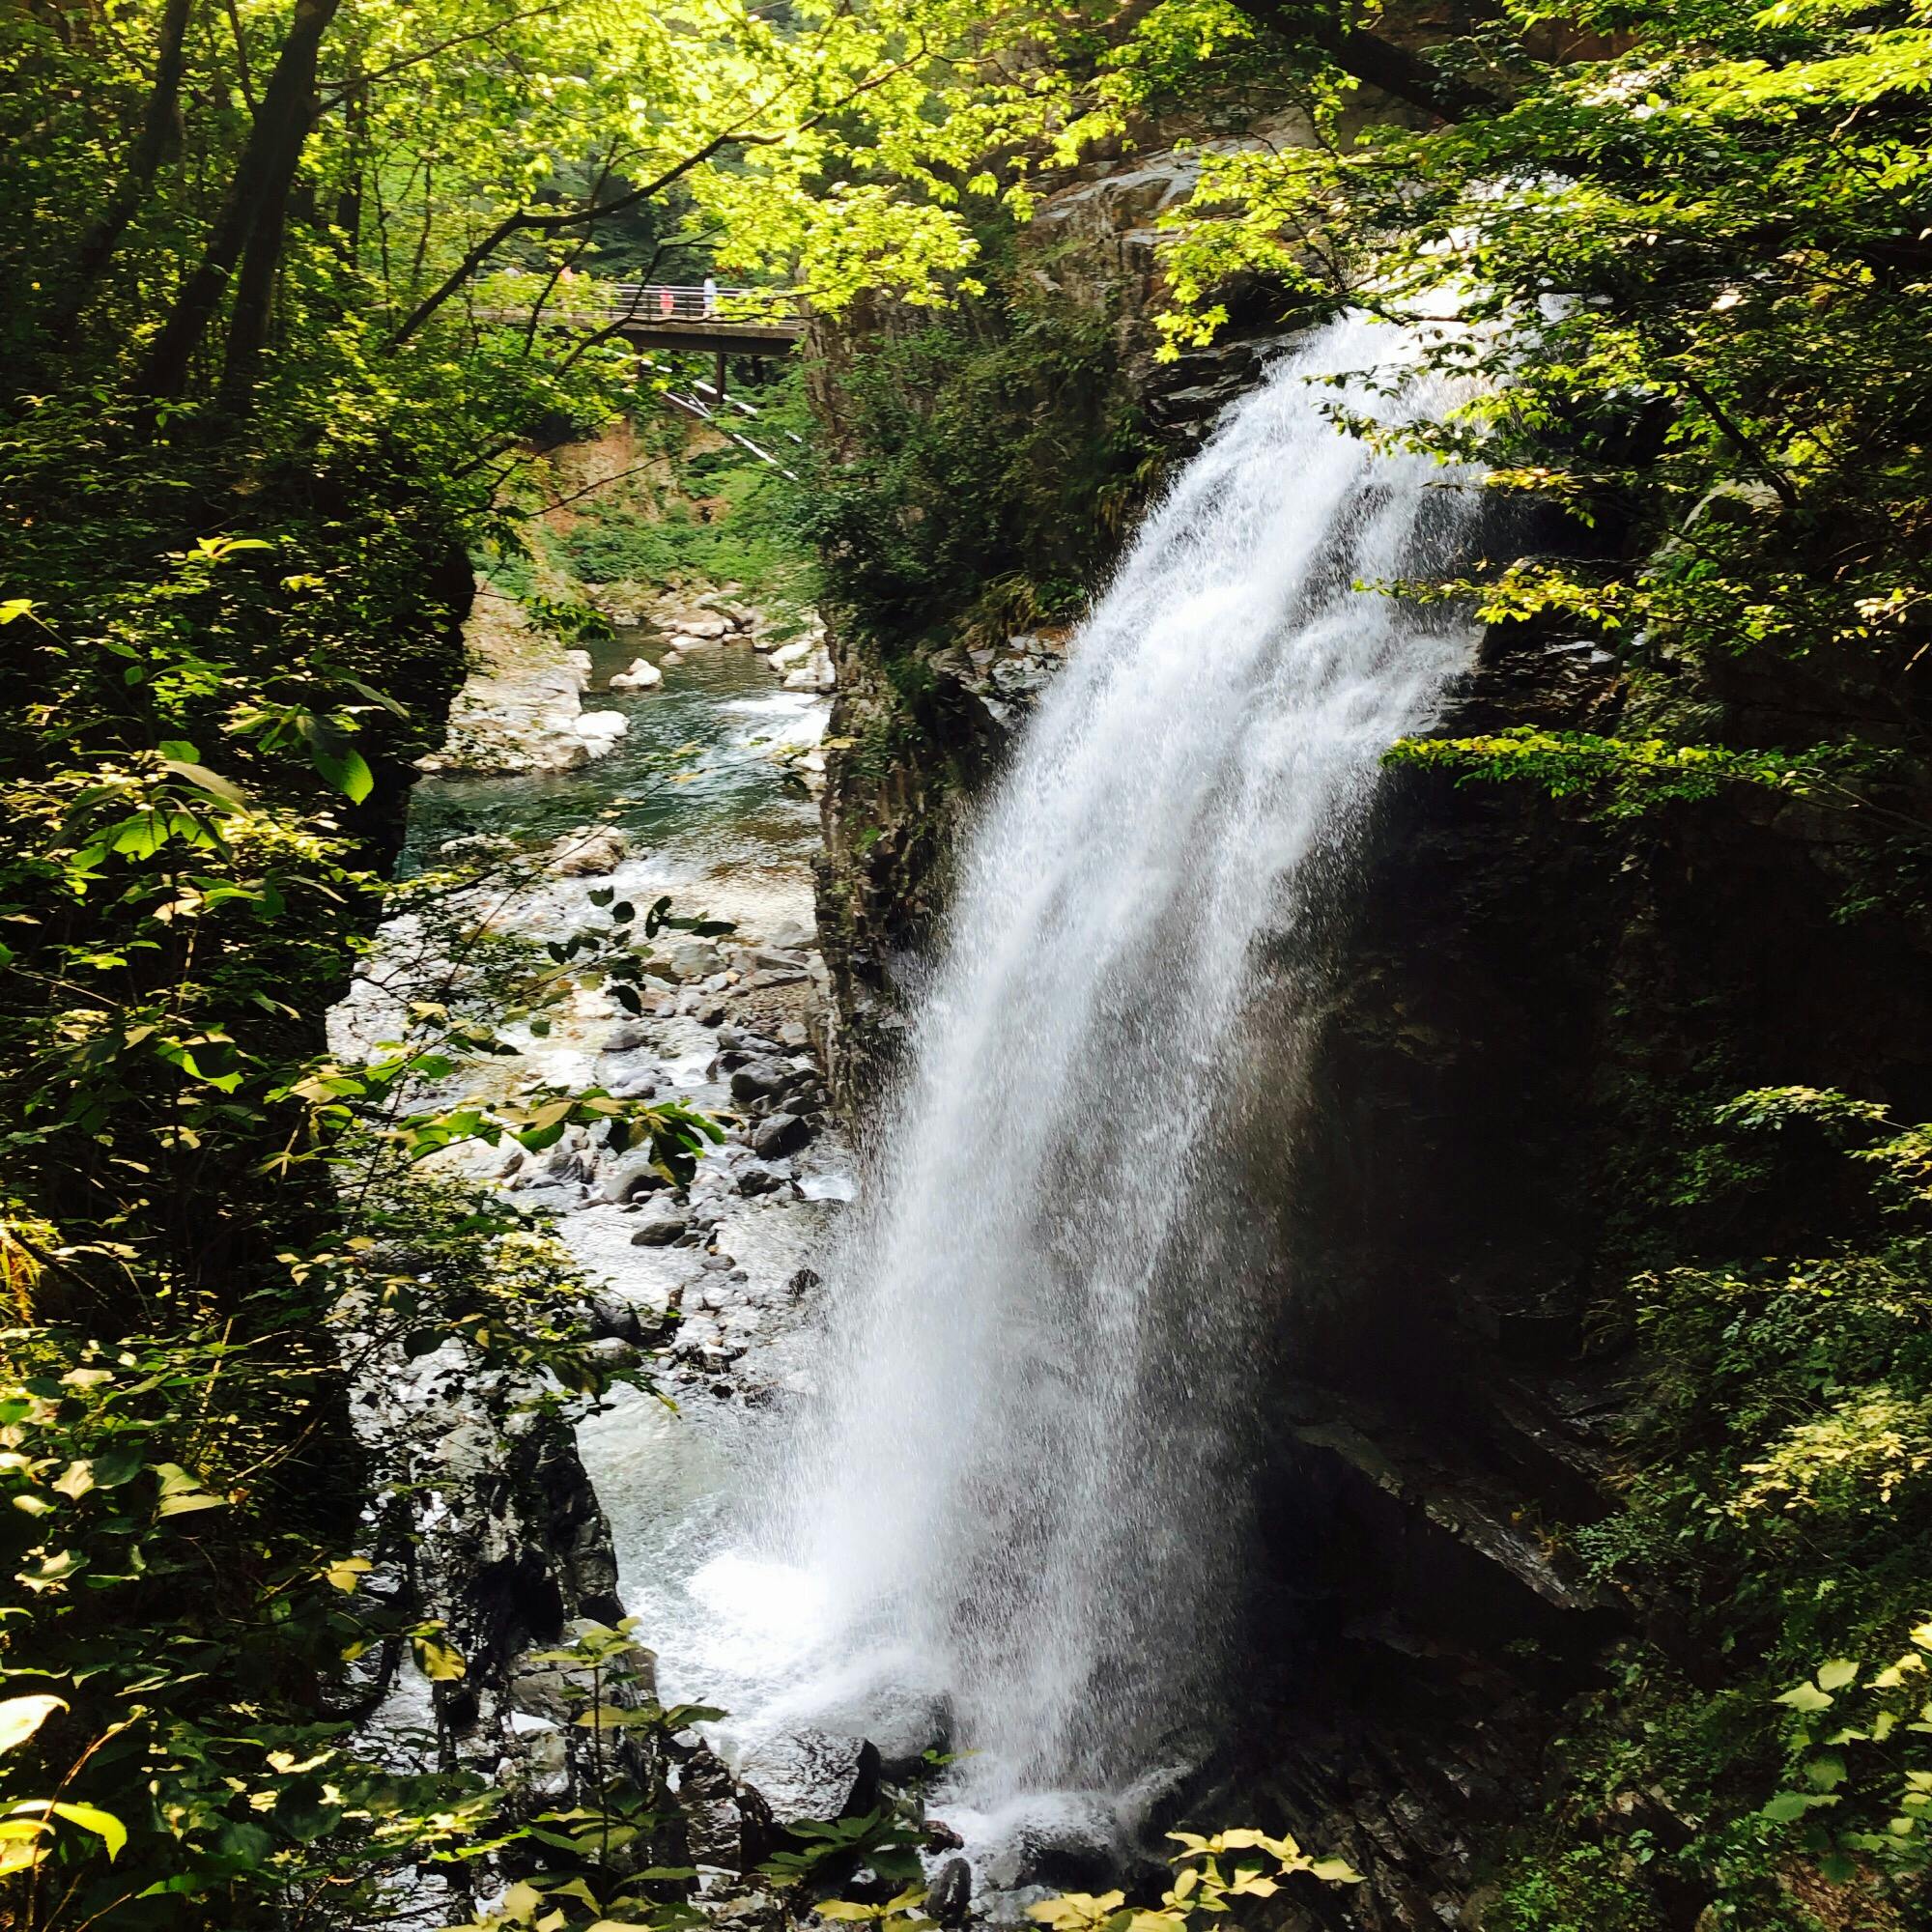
[51, 1460, 95, 1501]
[1816, 1659, 1861, 1691]
[156, 1491, 227, 1517]
[1761, 1791, 1834, 1822]
[90, 1447, 145, 1489]
[0, 1695, 67, 1754]
[161, 760, 249, 807]
[1776, 1682, 1834, 1712]
[312, 745, 375, 805]
[48, 1802, 127, 1861]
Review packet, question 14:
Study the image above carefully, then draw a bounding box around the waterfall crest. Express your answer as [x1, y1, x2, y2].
[694, 314, 1483, 1836]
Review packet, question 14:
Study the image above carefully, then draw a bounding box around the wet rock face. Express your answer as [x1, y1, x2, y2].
[814, 622, 1073, 1102]
[735, 1731, 882, 1828]
[1202, 614, 1932, 1917]
[1021, 115, 1315, 439]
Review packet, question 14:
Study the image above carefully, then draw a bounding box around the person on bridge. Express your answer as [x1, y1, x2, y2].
[658, 287, 675, 317]
[702, 275, 719, 318]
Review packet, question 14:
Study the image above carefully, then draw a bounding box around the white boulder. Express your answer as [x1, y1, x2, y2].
[782, 652, 835, 693]
[550, 825, 629, 876]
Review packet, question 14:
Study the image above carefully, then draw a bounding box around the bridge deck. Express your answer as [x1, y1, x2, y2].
[482, 282, 804, 355]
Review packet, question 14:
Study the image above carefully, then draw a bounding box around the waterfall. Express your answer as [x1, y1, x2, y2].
[696, 314, 1482, 1842]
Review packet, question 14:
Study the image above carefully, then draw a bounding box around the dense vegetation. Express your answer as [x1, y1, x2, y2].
[0, 0, 1093, 1920]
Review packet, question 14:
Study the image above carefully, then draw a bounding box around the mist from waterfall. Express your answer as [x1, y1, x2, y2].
[666, 314, 1484, 1841]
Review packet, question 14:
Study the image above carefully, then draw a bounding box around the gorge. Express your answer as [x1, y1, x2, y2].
[9, 4, 1932, 1930]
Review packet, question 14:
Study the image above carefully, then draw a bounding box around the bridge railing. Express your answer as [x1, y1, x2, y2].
[474, 280, 804, 331]
[603, 283, 801, 325]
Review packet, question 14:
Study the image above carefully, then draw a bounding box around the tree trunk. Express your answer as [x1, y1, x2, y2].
[46, 0, 195, 344]
[133, 0, 343, 402]
[216, 137, 308, 412]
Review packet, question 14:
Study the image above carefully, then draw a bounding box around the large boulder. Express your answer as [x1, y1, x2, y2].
[729, 1060, 792, 1102]
[751, 1112, 810, 1158]
[609, 657, 663, 692]
[650, 934, 728, 982]
[551, 824, 628, 875]
[974, 1795, 1123, 1893]
[735, 1730, 880, 1828]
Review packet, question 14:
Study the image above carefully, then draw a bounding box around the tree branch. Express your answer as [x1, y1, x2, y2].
[384, 40, 929, 349]
[317, 2, 566, 100]
[1229, 0, 1507, 122]
[385, 134, 742, 350]
[134, 0, 346, 400]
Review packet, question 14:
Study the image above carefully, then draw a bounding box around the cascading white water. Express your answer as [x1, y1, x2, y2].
[667, 314, 1483, 1849]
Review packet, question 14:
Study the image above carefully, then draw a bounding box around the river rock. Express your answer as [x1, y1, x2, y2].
[576, 709, 629, 741]
[736, 1162, 785, 1197]
[602, 1021, 654, 1054]
[767, 639, 815, 671]
[925, 1857, 972, 1926]
[551, 824, 629, 875]
[629, 1203, 690, 1244]
[749, 966, 809, 989]
[650, 934, 728, 982]
[750, 1112, 810, 1158]
[595, 1151, 672, 1198]
[609, 657, 663, 691]
[679, 1740, 778, 1870]
[977, 1797, 1122, 1893]
[729, 1060, 790, 1101]
[586, 1293, 645, 1344]
[782, 652, 835, 693]
[735, 1730, 880, 1827]
[440, 830, 517, 859]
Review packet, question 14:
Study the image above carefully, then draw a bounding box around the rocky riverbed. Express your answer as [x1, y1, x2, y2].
[327, 576, 914, 1926]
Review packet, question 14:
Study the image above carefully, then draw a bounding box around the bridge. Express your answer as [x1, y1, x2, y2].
[486, 282, 806, 357]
